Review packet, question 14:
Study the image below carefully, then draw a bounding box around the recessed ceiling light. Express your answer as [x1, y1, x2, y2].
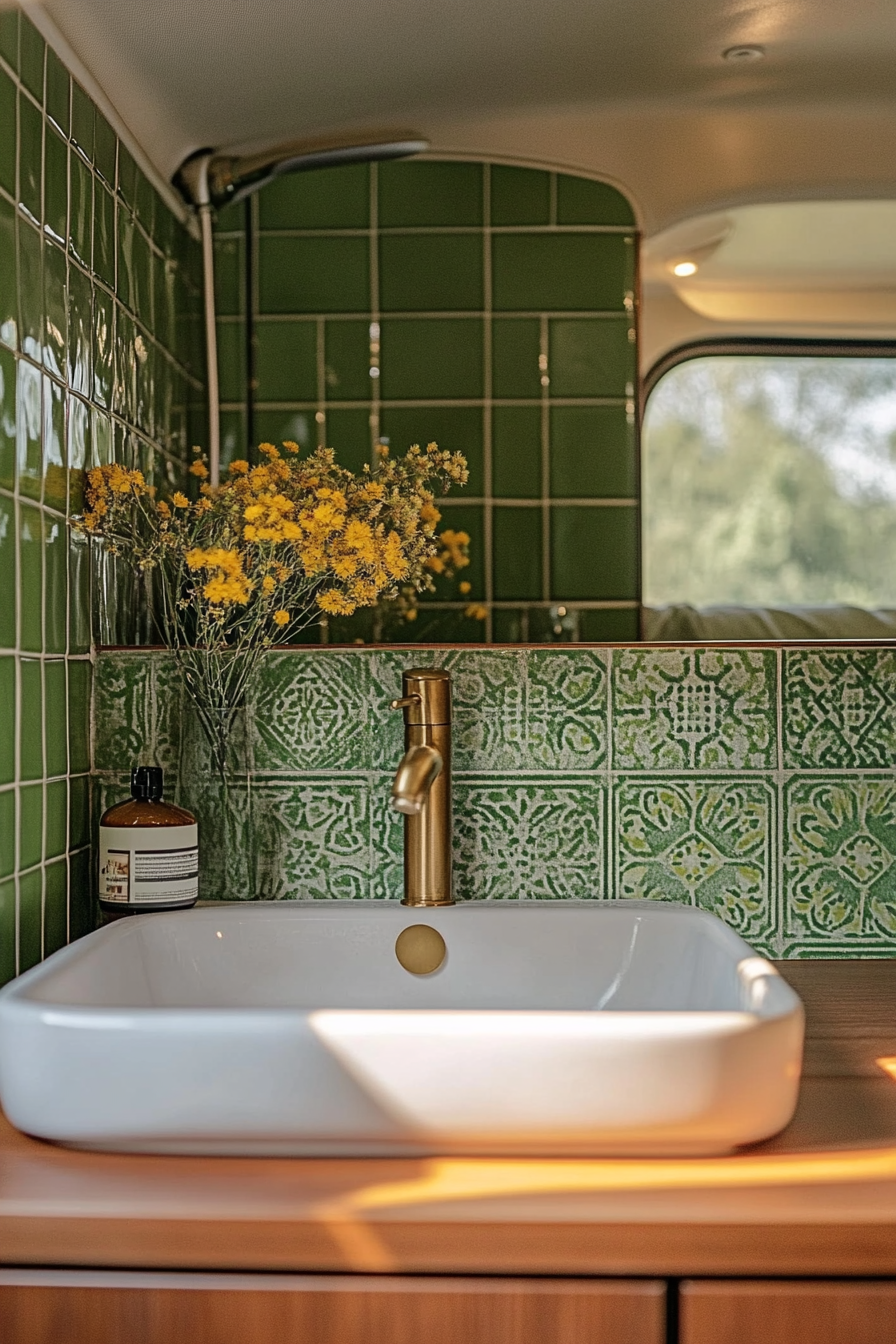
[723, 45, 765, 62]
[671, 261, 698, 277]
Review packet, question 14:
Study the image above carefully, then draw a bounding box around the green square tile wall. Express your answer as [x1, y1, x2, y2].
[0, 8, 205, 986]
[93, 643, 896, 958]
[215, 159, 639, 642]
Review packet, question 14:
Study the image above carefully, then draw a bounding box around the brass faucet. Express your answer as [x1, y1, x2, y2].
[390, 668, 454, 907]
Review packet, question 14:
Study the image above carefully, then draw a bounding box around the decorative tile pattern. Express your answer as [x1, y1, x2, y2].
[453, 779, 605, 901]
[785, 776, 896, 943]
[615, 777, 775, 948]
[612, 648, 776, 770]
[91, 643, 896, 958]
[784, 649, 896, 769]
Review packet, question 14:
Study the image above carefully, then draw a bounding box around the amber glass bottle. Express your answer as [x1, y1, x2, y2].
[99, 766, 199, 914]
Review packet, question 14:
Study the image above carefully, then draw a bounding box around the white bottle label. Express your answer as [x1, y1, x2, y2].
[99, 824, 199, 906]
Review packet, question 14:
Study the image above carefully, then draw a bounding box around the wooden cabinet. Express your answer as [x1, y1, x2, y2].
[680, 1280, 896, 1344]
[0, 1271, 666, 1344]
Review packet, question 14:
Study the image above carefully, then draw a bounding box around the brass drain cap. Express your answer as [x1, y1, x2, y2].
[395, 924, 446, 975]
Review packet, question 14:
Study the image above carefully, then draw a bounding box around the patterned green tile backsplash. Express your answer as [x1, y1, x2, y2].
[215, 159, 639, 643]
[95, 644, 896, 959]
[0, 7, 205, 985]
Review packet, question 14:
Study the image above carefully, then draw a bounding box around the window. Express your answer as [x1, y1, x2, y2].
[642, 346, 896, 610]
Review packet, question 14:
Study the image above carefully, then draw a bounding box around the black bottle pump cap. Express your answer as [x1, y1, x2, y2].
[131, 766, 164, 801]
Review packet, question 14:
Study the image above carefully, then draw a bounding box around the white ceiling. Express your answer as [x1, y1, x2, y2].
[29, 0, 896, 234]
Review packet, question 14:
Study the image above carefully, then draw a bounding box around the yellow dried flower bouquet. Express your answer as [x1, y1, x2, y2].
[74, 439, 468, 772]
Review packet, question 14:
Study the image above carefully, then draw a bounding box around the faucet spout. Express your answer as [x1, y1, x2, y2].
[389, 668, 454, 907]
[391, 744, 442, 815]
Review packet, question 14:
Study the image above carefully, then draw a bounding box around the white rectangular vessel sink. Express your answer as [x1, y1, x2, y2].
[0, 901, 803, 1157]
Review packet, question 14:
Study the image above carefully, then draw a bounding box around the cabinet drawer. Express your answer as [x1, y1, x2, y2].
[0, 1271, 665, 1344]
[681, 1279, 896, 1344]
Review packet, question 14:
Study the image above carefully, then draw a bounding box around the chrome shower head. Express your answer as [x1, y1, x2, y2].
[176, 133, 428, 210]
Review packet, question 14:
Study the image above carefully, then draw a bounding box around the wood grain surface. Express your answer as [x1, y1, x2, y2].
[1, 961, 895, 1276]
[0, 1274, 666, 1344]
[680, 1279, 896, 1344]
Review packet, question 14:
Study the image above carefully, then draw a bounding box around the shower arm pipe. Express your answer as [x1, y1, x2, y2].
[189, 154, 223, 486]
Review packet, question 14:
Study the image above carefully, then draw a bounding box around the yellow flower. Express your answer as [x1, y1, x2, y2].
[419, 502, 440, 526]
[262, 575, 276, 594]
[189, 460, 209, 478]
[465, 604, 488, 621]
[172, 492, 189, 508]
[273, 609, 290, 625]
[282, 440, 300, 454]
[458, 580, 471, 595]
[229, 460, 249, 475]
[258, 443, 280, 459]
[317, 589, 357, 615]
[156, 500, 171, 518]
[405, 608, 418, 622]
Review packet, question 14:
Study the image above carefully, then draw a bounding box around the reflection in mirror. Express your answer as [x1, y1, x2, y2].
[642, 349, 896, 641]
[214, 158, 640, 646]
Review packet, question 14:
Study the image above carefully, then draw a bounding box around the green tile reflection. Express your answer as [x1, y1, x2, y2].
[253, 407, 313, 452]
[0, 8, 17, 71]
[379, 406, 483, 495]
[45, 48, 70, 137]
[493, 406, 542, 499]
[492, 319, 542, 398]
[0, 790, 12, 876]
[45, 778, 67, 858]
[0, 658, 13, 782]
[0, 878, 15, 987]
[258, 237, 369, 314]
[378, 161, 483, 227]
[67, 532, 90, 653]
[0, 496, 14, 648]
[549, 318, 634, 397]
[92, 287, 113, 406]
[42, 374, 66, 510]
[556, 175, 635, 226]
[43, 241, 67, 378]
[323, 409, 372, 474]
[44, 658, 68, 776]
[18, 867, 42, 971]
[493, 506, 542, 600]
[44, 858, 67, 955]
[492, 234, 630, 312]
[44, 519, 67, 653]
[69, 773, 89, 848]
[70, 82, 94, 164]
[15, 358, 42, 498]
[19, 657, 43, 780]
[550, 504, 638, 600]
[379, 235, 483, 312]
[67, 264, 93, 397]
[69, 155, 92, 269]
[578, 608, 640, 641]
[0, 344, 15, 489]
[213, 234, 244, 316]
[324, 320, 371, 401]
[18, 93, 42, 224]
[18, 503, 43, 650]
[216, 320, 246, 403]
[550, 406, 635, 498]
[93, 183, 115, 288]
[258, 163, 369, 230]
[379, 319, 483, 400]
[18, 17, 44, 102]
[44, 128, 68, 245]
[17, 216, 43, 355]
[0, 70, 16, 198]
[490, 166, 550, 226]
[0, 196, 16, 350]
[67, 659, 90, 774]
[93, 112, 116, 187]
[255, 320, 316, 402]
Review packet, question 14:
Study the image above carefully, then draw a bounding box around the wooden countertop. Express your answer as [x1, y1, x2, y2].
[2, 961, 896, 1277]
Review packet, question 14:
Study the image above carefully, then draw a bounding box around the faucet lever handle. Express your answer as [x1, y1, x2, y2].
[390, 694, 421, 711]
